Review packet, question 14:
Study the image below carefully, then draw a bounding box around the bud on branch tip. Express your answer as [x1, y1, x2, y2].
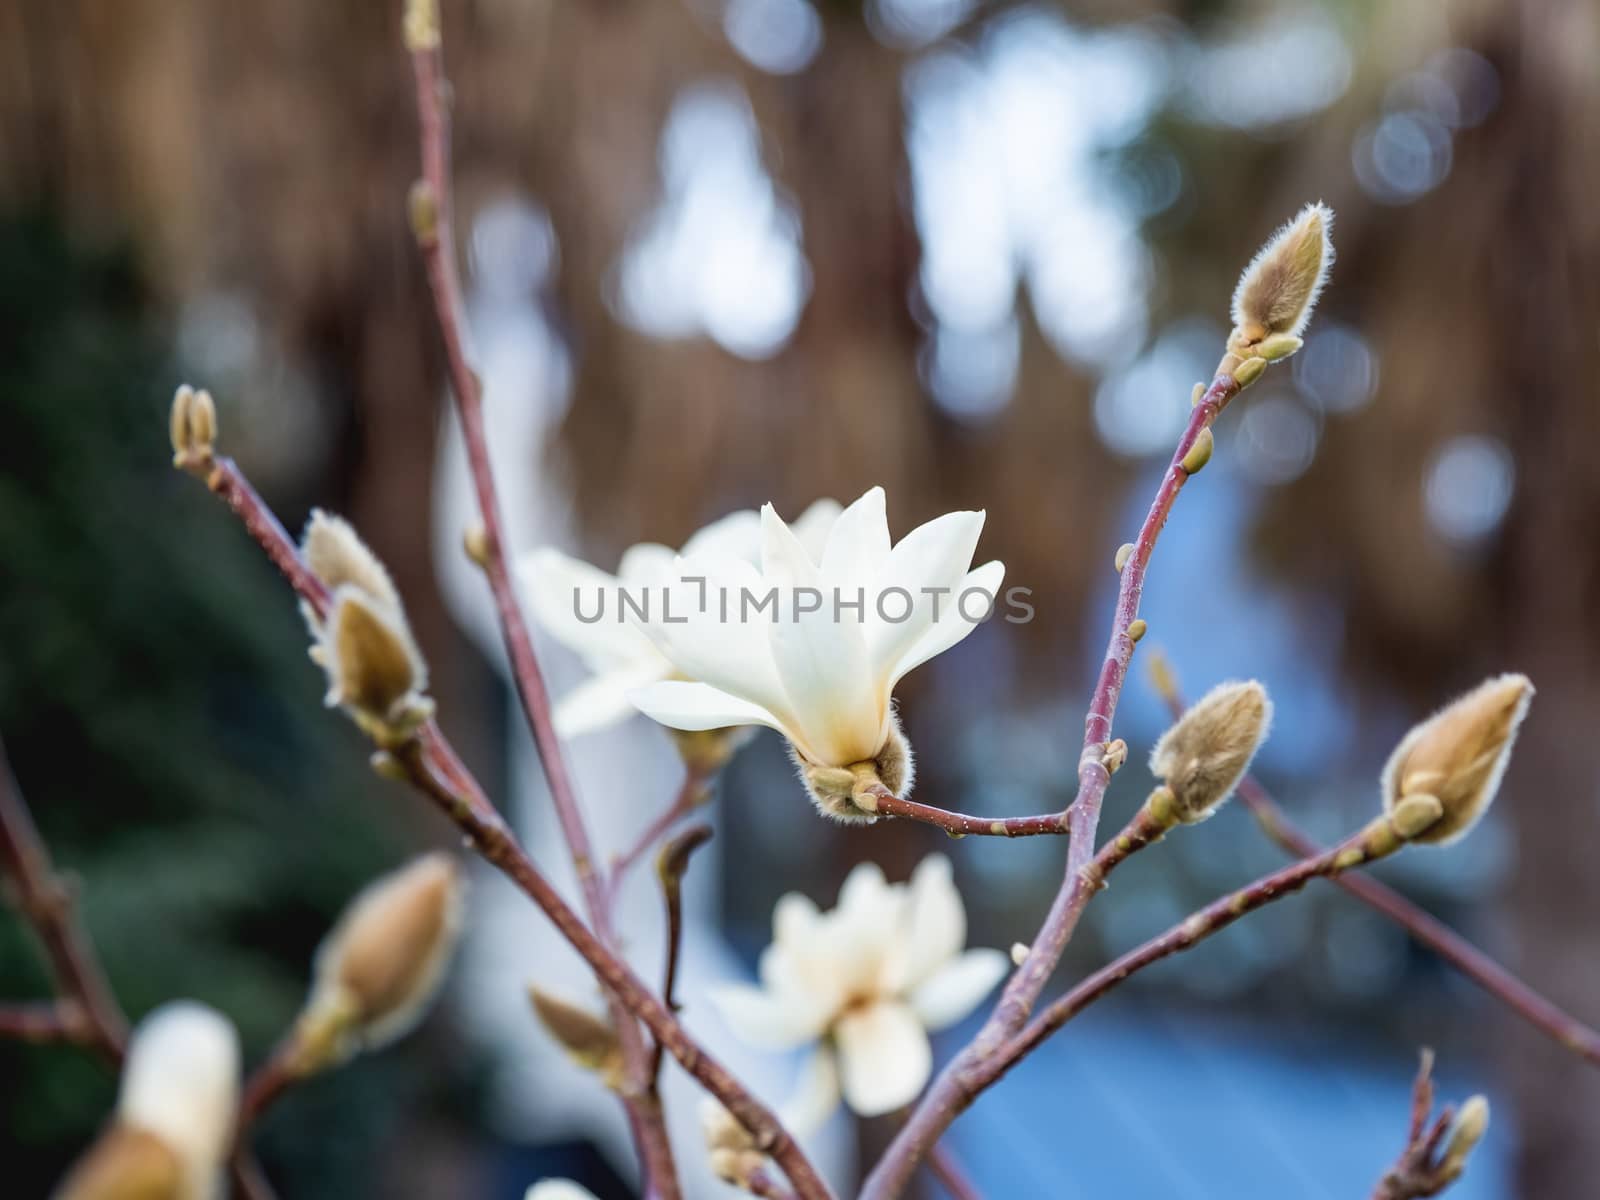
[1150, 680, 1272, 823]
[1380, 673, 1533, 845]
[1230, 202, 1334, 347]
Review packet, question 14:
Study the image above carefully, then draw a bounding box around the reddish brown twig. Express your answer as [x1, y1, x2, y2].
[185, 445, 834, 1200]
[1151, 667, 1600, 1068]
[0, 1000, 92, 1045]
[608, 768, 714, 911]
[864, 789, 1068, 838]
[1369, 1051, 1479, 1199]
[979, 805, 1429, 1088]
[1, 736, 278, 1200]
[864, 371, 1242, 1199]
[744, 1166, 799, 1200]
[652, 824, 713, 1081]
[404, 20, 680, 1195]
[927, 1143, 984, 1200]
[0, 740, 129, 1065]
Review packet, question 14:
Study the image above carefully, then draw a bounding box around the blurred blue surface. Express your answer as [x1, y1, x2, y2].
[946, 1002, 1509, 1199]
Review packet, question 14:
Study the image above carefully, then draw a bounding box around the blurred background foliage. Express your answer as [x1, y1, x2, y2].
[2, 0, 1598, 1196]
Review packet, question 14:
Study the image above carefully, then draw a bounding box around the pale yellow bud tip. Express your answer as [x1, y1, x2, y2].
[403, 0, 441, 51]
[169, 384, 218, 468]
[1150, 680, 1273, 822]
[1381, 673, 1533, 845]
[1442, 1095, 1490, 1171]
[1230, 202, 1334, 345]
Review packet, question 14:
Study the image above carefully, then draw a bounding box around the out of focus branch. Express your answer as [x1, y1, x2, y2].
[0, 738, 128, 1065]
[927, 1144, 984, 1200]
[1369, 1051, 1485, 1199]
[1152, 658, 1600, 1069]
[403, 10, 682, 1193]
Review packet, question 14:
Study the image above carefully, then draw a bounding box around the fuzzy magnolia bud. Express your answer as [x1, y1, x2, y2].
[1150, 680, 1272, 822]
[701, 1099, 768, 1188]
[169, 384, 218, 470]
[1230, 202, 1334, 347]
[1380, 674, 1533, 845]
[798, 715, 914, 823]
[529, 987, 624, 1088]
[295, 853, 464, 1070]
[1440, 1095, 1490, 1176]
[300, 511, 433, 742]
[55, 1002, 240, 1200]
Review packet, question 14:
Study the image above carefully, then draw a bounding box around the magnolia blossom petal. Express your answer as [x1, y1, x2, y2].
[710, 984, 829, 1050]
[642, 553, 795, 722]
[821, 487, 891, 586]
[910, 948, 1009, 1032]
[791, 498, 845, 561]
[616, 541, 677, 585]
[527, 1182, 601, 1200]
[900, 854, 966, 990]
[522, 548, 657, 667]
[832, 862, 910, 996]
[889, 560, 1006, 688]
[553, 662, 672, 738]
[864, 510, 987, 682]
[682, 509, 763, 563]
[834, 1000, 933, 1116]
[781, 1046, 842, 1136]
[629, 681, 788, 735]
[762, 505, 884, 766]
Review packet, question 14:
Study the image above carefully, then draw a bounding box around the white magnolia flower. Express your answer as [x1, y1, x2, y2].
[525, 1182, 600, 1200]
[630, 486, 1003, 816]
[523, 500, 840, 737]
[710, 855, 1008, 1120]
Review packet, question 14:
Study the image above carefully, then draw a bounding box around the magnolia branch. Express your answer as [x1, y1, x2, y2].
[187, 449, 835, 1200]
[863, 370, 1243, 1199]
[1149, 671, 1600, 1069]
[1369, 1051, 1485, 1199]
[0, 738, 129, 1066]
[982, 803, 1434, 1087]
[0, 736, 280, 1200]
[406, 18, 684, 1194]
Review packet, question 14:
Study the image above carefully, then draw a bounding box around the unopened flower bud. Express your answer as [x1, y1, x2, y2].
[1255, 333, 1304, 362]
[462, 522, 491, 569]
[1010, 942, 1030, 966]
[1231, 355, 1267, 388]
[324, 588, 433, 737]
[1230, 202, 1334, 346]
[1380, 674, 1533, 845]
[296, 853, 464, 1070]
[302, 510, 400, 611]
[1102, 738, 1129, 774]
[799, 716, 914, 823]
[403, 0, 441, 51]
[1150, 680, 1272, 822]
[169, 384, 218, 470]
[701, 1099, 768, 1188]
[1127, 619, 1147, 644]
[1440, 1095, 1489, 1176]
[529, 987, 624, 1088]
[1181, 427, 1214, 475]
[301, 512, 433, 742]
[1114, 543, 1135, 572]
[55, 1002, 240, 1200]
